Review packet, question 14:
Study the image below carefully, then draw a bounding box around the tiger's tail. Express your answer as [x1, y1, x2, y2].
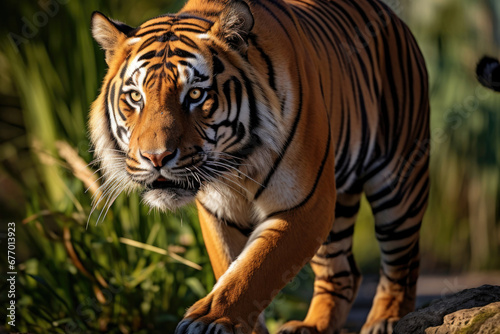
[476, 56, 500, 92]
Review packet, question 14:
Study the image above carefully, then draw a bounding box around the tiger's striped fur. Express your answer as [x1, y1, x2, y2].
[90, 0, 429, 333]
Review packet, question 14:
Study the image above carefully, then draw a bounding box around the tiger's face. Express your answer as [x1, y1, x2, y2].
[90, 3, 282, 212]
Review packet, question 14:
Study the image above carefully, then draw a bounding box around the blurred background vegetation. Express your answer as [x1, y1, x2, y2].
[0, 0, 499, 333]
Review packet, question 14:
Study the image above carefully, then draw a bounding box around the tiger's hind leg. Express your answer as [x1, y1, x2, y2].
[361, 156, 429, 334]
[278, 192, 362, 334]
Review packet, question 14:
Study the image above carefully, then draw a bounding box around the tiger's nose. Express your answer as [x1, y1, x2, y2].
[141, 149, 177, 168]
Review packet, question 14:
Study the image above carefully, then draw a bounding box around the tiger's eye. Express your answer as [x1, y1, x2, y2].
[130, 90, 142, 102]
[188, 88, 202, 101]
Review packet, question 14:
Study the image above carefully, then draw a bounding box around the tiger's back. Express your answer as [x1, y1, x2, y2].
[287, 0, 429, 192]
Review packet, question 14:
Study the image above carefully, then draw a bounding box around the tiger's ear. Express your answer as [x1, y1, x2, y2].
[217, 0, 254, 53]
[91, 11, 134, 65]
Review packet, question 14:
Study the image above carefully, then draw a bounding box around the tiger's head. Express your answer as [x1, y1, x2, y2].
[89, 0, 283, 212]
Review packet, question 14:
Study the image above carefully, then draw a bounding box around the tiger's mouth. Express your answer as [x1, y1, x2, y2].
[149, 176, 201, 192]
[142, 176, 202, 211]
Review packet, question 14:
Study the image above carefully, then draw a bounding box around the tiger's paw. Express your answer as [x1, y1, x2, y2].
[360, 317, 399, 334]
[174, 295, 248, 334]
[175, 317, 242, 334]
[277, 321, 320, 334]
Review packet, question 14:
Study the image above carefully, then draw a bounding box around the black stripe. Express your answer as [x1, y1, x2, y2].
[316, 271, 352, 280]
[168, 47, 196, 59]
[138, 50, 157, 62]
[179, 35, 199, 49]
[335, 201, 361, 218]
[126, 165, 149, 172]
[376, 221, 422, 243]
[134, 28, 172, 37]
[212, 54, 225, 75]
[267, 115, 332, 218]
[126, 155, 140, 164]
[254, 70, 303, 200]
[103, 81, 122, 152]
[138, 19, 173, 30]
[224, 220, 253, 238]
[381, 244, 411, 255]
[171, 27, 206, 34]
[249, 35, 276, 92]
[323, 225, 354, 245]
[383, 242, 419, 267]
[137, 36, 158, 52]
[198, 201, 253, 237]
[314, 288, 351, 303]
[176, 13, 215, 25]
[374, 177, 429, 238]
[315, 248, 351, 259]
[116, 126, 128, 143]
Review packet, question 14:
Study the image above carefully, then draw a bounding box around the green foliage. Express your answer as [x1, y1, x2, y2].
[0, 1, 214, 332]
[11, 202, 215, 333]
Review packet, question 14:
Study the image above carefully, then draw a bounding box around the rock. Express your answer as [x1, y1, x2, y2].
[394, 284, 500, 334]
[425, 302, 500, 334]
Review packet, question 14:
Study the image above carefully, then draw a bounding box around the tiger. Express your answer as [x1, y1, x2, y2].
[477, 56, 500, 92]
[89, 0, 429, 332]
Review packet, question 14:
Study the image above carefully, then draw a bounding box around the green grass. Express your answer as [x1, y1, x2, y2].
[0, 1, 217, 332]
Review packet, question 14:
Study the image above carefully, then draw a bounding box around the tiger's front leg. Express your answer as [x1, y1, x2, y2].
[175, 197, 335, 334]
[179, 201, 267, 334]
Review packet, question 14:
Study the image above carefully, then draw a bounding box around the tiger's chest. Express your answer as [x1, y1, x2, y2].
[196, 164, 307, 230]
[197, 184, 262, 228]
